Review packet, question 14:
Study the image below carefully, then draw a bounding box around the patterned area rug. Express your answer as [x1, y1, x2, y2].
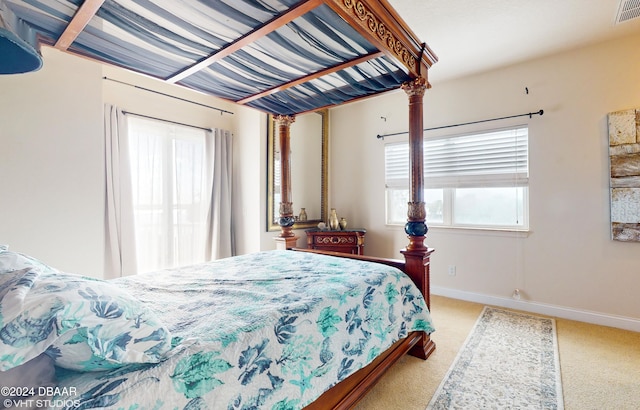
[427, 307, 564, 409]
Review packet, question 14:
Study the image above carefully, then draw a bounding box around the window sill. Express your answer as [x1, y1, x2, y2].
[386, 223, 531, 238]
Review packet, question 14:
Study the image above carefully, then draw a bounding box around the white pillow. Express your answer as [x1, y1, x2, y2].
[0, 267, 172, 372]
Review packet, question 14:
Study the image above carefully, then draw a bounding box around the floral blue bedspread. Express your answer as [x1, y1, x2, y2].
[54, 250, 434, 409]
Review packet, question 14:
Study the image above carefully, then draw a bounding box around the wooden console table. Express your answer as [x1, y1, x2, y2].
[305, 228, 366, 255]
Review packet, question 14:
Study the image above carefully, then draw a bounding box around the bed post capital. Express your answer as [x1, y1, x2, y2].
[401, 76, 429, 97]
[274, 114, 296, 127]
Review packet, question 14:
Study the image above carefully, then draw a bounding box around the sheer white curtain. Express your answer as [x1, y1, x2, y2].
[205, 129, 234, 260]
[104, 104, 137, 278]
[127, 117, 208, 273]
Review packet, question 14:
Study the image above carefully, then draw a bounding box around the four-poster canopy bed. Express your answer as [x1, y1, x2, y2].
[0, 0, 438, 408]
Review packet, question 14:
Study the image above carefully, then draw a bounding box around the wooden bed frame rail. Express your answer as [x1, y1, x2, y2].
[292, 248, 407, 271]
[304, 331, 426, 410]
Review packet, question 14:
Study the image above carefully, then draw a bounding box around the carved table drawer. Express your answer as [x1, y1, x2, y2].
[305, 228, 366, 255]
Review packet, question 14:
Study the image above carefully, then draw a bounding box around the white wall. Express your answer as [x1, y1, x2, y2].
[0, 48, 104, 277]
[329, 33, 640, 329]
[234, 104, 264, 255]
[0, 47, 262, 277]
[102, 65, 235, 131]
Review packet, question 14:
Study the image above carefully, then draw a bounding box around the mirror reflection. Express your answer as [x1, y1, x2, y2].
[267, 110, 328, 231]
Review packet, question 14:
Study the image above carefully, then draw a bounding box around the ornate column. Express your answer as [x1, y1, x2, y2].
[273, 114, 299, 250]
[401, 77, 429, 251]
[400, 76, 435, 360]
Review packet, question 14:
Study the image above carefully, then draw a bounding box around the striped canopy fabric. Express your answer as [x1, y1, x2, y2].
[0, 25, 43, 74]
[0, 0, 436, 115]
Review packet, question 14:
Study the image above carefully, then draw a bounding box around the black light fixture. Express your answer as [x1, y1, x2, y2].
[0, 15, 42, 74]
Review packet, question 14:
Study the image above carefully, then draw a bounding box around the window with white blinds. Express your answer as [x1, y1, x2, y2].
[385, 126, 529, 229]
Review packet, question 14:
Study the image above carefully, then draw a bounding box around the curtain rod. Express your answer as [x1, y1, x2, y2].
[123, 111, 212, 132]
[376, 109, 544, 139]
[103, 77, 234, 115]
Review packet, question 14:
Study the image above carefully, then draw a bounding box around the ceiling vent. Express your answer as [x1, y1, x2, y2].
[616, 0, 640, 24]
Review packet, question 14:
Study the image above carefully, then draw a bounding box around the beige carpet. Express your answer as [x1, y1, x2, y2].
[353, 296, 640, 410]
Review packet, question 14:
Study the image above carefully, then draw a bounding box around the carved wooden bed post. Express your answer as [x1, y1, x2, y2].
[273, 114, 299, 250]
[401, 76, 436, 360]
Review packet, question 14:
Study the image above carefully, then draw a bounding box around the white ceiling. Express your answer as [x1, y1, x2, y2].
[388, 0, 640, 84]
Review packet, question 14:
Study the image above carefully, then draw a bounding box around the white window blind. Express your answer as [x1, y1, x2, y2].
[385, 127, 528, 188]
[385, 143, 410, 188]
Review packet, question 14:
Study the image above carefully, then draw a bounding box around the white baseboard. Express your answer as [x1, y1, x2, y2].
[432, 286, 640, 333]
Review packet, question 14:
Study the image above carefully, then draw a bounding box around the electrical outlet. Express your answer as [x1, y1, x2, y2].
[447, 265, 456, 276]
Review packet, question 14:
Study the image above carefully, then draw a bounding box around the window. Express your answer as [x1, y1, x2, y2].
[128, 116, 207, 273]
[385, 126, 529, 230]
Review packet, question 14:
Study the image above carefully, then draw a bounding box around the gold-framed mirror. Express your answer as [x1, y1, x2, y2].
[267, 109, 328, 231]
